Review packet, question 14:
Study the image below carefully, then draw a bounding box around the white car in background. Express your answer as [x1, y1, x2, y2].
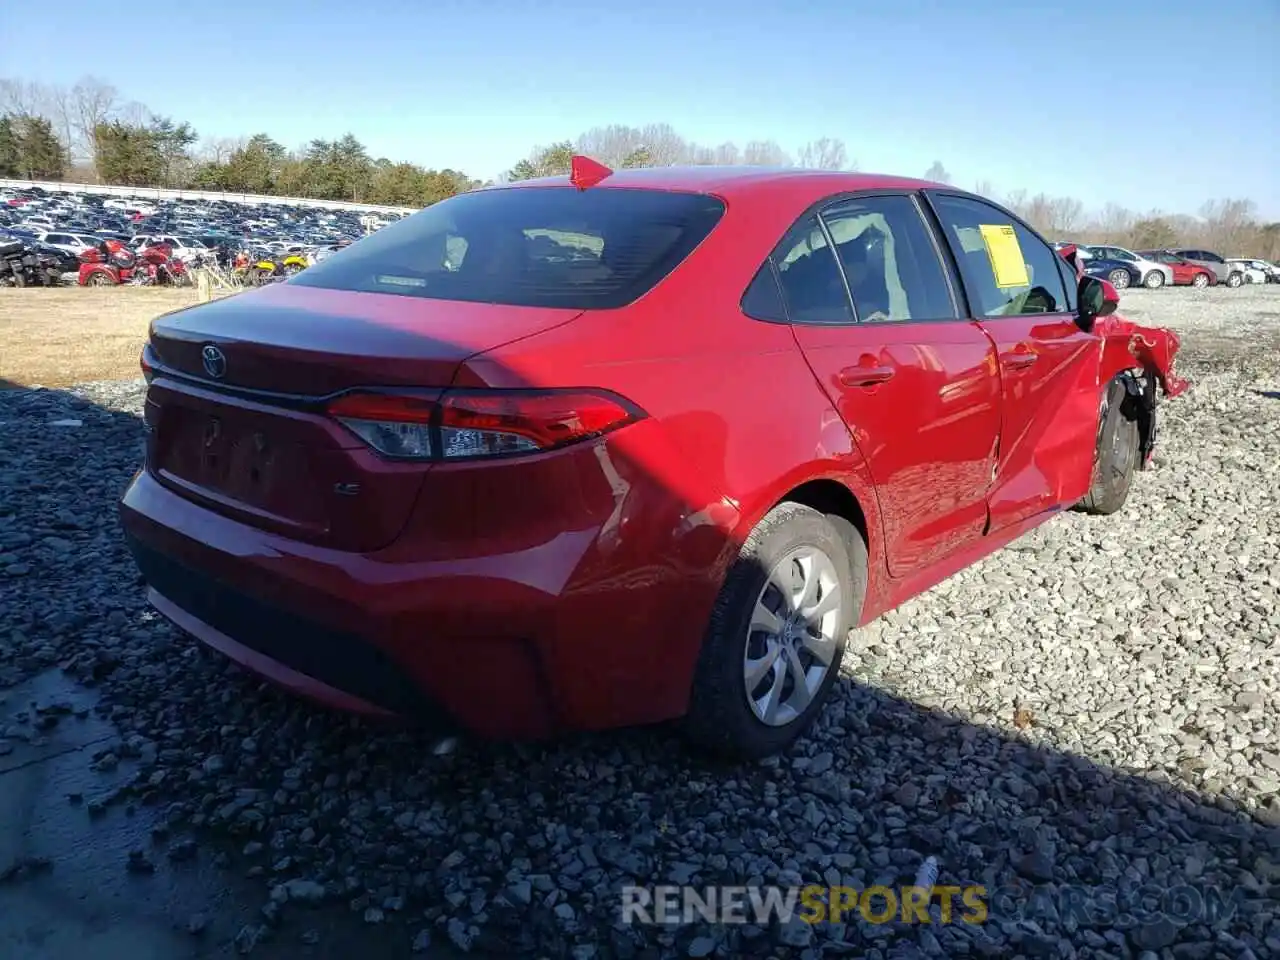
[1228, 258, 1278, 284]
[103, 198, 157, 216]
[33, 231, 100, 256]
[1081, 244, 1175, 289]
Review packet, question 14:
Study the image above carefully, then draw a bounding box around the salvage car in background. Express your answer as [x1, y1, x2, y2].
[1169, 248, 1239, 286]
[1227, 258, 1270, 284]
[1078, 247, 1142, 289]
[1138, 250, 1218, 287]
[120, 162, 1187, 759]
[1083, 244, 1174, 289]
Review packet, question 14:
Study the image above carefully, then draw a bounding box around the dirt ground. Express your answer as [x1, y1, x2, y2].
[0, 288, 213, 388]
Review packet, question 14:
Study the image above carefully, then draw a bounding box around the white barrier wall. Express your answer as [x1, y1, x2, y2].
[0, 178, 417, 215]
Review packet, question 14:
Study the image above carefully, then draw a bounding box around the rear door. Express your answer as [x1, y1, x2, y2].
[779, 193, 1002, 578]
[926, 192, 1099, 530]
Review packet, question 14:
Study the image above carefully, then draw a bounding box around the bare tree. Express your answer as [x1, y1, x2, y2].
[1087, 203, 1134, 244]
[1047, 196, 1084, 235]
[1166, 213, 1201, 244]
[0, 77, 50, 116]
[45, 88, 80, 162]
[972, 179, 996, 199]
[1199, 198, 1258, 253]
[797, 137, 849, 170]
[70, 77, 120, 148]
[742, 139, 791, 166]
[637, 123, 689, 166]
[923, 160, 951, 184]
[198, 136, 247, 165]
[1003, 189, 1029, 218]
[711, 142, 741, 165]
[575, 124, 649, 167]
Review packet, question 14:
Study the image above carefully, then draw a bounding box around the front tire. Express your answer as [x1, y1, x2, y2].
[1227, 272, 1243, 288]
[1079, 377, 1140, 516]
[1192, 272, 1210, 288]
[683, 503, 865, 760]
[1108, 268, 1131, 290]
[1143, 270, 1165, 289]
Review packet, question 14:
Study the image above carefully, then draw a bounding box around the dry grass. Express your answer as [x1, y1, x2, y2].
[0, 287, 227, 388]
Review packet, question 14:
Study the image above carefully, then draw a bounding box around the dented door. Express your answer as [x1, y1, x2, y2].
[925, 192, 1102, 532]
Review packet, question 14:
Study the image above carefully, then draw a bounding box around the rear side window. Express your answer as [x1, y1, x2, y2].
[741, 262, 788, 321]
[290, 187, 725, 309]
[820, 195, 956, 322]
[771, 217, 854, 323]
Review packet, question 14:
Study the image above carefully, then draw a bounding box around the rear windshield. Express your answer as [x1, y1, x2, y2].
[288, 186, 725, 309]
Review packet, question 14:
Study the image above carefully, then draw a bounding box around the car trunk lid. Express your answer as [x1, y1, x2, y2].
[144, 284, 584, 551]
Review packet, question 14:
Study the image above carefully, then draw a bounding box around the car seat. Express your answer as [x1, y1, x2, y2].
[838, 230, 891, 319]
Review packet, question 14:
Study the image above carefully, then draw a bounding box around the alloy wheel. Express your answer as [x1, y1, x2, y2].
[743, 546, 842, 727]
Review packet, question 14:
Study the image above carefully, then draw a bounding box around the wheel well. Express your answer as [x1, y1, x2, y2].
[780, 479, 868, 547]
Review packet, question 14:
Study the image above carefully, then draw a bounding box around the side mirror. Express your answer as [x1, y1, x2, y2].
[1078, 275, 1119, 331]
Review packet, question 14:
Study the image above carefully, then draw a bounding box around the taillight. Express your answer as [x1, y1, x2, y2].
[326, 389, 643, 461]
[140, 346, 155, 384]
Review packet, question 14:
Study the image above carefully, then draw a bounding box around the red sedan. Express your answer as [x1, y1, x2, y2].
[120, 160, 1187, 759]
[1137, 250, 1216, 288]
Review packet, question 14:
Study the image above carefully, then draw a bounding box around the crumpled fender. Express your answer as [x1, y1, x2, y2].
[1095, 314, 1190, 398]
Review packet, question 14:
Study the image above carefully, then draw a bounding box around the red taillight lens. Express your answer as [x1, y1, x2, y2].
[326, 392, 437, 459]
[325, 389, 642, 461]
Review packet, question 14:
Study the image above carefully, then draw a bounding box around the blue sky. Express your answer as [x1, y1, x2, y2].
[3, 0, 1277, 217]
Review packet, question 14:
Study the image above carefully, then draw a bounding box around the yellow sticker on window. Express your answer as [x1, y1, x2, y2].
[978, 224, 1030, 288]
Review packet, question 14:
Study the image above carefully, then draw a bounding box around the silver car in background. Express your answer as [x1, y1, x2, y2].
[1169, 248, 1239, 287]
[1084, 244, 1175, 289]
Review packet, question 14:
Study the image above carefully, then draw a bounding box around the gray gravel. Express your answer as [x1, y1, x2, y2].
[1, 285, 1278, 958]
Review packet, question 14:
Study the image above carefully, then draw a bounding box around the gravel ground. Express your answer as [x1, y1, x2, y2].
[1, 285, 1278, 959]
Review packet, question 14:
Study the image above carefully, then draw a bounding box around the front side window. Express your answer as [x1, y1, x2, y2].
[290, 186, 725, 309]
[930, 194, 1069, 317]
[820, 195, 956, 322]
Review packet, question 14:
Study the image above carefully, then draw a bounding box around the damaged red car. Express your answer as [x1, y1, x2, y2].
[119, 161, 1188, 759]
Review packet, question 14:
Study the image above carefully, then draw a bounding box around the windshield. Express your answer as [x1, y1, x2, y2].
[289, 186, 726, 309]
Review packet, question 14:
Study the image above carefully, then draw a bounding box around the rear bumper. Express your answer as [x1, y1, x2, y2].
[118, 452, 722, 737]
[126, 535, 453, 725]
[120, 467, 578, 738]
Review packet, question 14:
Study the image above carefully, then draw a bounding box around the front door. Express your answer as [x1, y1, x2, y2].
[777, 194, 1002, 579]
[926, 192, 1100, 530]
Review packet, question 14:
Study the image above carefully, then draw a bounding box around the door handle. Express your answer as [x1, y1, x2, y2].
[1002, 345, 1038, 369]
[838, 364, 896, 387]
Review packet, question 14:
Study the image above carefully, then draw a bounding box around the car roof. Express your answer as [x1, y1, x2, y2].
[490, 165, 947, 206]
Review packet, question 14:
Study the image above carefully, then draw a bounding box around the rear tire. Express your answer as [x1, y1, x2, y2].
[1079, 378, 1140, 516]
[683, 502, 865, 760]
[1108, 268, 1131, 289]
[1143, 271, 1165, 289]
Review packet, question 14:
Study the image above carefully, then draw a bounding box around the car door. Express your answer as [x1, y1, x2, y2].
[770, 193, 1002, 579]
[1172, 255, 1203, 284]
[925, 192, 1099, 532]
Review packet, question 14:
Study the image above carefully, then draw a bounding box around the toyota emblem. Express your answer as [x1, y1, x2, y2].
[201, 344, 227, 379]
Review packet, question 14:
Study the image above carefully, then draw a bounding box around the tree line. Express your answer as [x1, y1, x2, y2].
[1, 75, 1276, 258]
